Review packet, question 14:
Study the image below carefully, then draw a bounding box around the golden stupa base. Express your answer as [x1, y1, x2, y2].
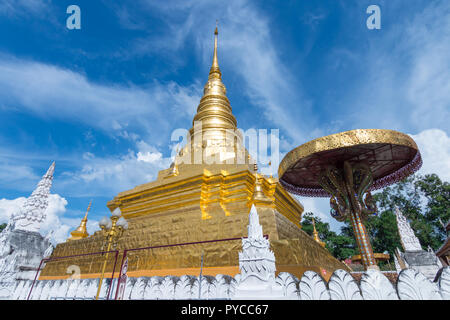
[40, 166, 349, 282]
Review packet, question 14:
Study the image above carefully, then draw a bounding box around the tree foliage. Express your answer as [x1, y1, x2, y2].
[370, 173, 449, 252]
[302, 212, 357, 260]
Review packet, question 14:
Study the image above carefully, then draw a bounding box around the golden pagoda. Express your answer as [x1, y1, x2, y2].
[312, 218, 326, 248]
[40, 27, 350, 281]
[67, 201, 91, 241]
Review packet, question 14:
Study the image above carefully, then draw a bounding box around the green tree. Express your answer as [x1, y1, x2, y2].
[371, 173, 449, 251]
[336, 173, 449, 265]
[364, 209, 402, 263]
[415, 174, 450, 246]
[302, 212, 357, 260]
[0, 223, 6, 233]
[304, 173, 449, 266]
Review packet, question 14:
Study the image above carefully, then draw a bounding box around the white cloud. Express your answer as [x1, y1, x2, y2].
[299, 197, 330, 223]
[0, 56, 201, 142]
[39, 194, 70, 244]
[410, 129, 450, 182]
[82, 152, 95, 160]
[118, 0, 450, 147]
[57, 142, 172, 197]
[0, 137, 172, 198]
[0, 193, 71, 244]
[0, 197, 26, 223]
[137, 151, 163, 163]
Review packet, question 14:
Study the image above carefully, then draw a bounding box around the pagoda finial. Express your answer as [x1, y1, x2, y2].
[67, 201, 91, 241]
[209, 23, 221, 78]
[84, 200, 92, 220]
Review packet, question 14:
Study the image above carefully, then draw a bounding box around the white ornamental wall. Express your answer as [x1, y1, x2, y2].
[9, 267, 450, 300]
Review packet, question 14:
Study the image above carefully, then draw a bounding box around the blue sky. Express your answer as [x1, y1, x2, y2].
[0, 0, 449, 242]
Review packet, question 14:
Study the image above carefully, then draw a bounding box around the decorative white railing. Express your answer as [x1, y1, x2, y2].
[2, 206, 448, 300]
[5, 267, 449, 300]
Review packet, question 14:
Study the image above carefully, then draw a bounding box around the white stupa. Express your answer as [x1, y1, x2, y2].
[395, 206, 422, 252]
[234, 204, 282, 299]
[394, 206, 442, 280]
[11, 162, 55, 233]
[0, 162, 56, 298]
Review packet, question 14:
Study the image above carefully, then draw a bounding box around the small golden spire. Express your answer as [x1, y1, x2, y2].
[312, 218, 326, 247]
[83, 200, 92, 220]
[67, 201, 91, 241]
[209, 22, 220, 78]
[166, 146, 180, 177]
[252, 174, 271, 203]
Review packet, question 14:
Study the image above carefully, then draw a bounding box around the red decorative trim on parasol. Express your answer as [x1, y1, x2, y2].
[280, 151, 423, 198]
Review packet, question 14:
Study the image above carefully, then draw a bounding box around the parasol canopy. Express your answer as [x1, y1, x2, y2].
[278, 129, 422, 197]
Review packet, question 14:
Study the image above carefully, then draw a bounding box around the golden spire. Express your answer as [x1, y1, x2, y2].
[188, 25, 238, 151]
[180, 25, 254, 168]
[312, 218, 326, 247]
[209, 24, 221, 78]
[67, 200, 91, 241]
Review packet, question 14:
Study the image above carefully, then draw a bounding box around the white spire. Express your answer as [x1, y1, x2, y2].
[12, 162, 55, 233]
[235, 204, 279, 298]
[247, 204, 264, 239]
[395, 206, 422, 251]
